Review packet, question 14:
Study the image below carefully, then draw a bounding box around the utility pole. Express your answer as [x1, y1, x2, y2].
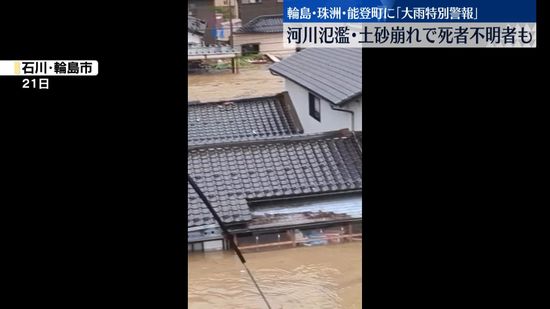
[228, 0, 234, 47]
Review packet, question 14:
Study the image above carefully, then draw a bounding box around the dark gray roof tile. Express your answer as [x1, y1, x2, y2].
[269, 48, 362, 105]
[235, 15, 283, 34]
[188, 93, 302, 146]
[188, 130, 362, 228]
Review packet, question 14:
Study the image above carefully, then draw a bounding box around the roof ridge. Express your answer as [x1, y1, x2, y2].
[248, 14, 283, 21]
[188, 92, 303, 146]
[188, 129, 354, 151]
[188, 93, 281, 106]
[269, 48, 362, 105]
[236, 14, 283, 33]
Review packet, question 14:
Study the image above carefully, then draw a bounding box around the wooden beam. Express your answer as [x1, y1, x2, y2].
[235, 232, 363, 251]
[238, 241, 293, 250]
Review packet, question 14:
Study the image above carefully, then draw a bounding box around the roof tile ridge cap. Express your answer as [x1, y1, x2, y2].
[243, 14, 283, 26]
[255, 14, 283, 18]
[288, 129, 351, 141]
[188, 131, 345, 150]
[198, 94, 281, 105]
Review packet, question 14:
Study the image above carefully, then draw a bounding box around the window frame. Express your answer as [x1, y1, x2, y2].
[241, 43, 261, 55]
[309, 93, 321, 122]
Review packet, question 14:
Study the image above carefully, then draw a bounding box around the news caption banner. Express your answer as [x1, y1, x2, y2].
[0, 60, 98, 89]
[283, 0, 536, 48]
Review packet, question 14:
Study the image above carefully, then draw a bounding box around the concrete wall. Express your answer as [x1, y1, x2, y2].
[233, 32, 294, 58]
[238, 0, 284, 24]
[285, 79, 362, 133]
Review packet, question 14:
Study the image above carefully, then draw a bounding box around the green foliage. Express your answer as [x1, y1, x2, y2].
[213, 6, 232, 20]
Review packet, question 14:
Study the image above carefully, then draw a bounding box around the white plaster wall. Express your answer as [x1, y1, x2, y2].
[203, 240, 224, 251]
[285, 79, 362, 133]
[233, 33, 295, 58]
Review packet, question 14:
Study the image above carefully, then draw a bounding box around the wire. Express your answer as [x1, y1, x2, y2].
[187, 174, 273, 309]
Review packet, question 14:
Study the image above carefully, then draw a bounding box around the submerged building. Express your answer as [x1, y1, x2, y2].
[188, 4, 241, 73]
[233, 14, 295, 58]
[187, 93, 363, 252]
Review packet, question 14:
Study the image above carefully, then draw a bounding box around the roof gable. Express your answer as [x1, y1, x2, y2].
[270, 48, 362, 105]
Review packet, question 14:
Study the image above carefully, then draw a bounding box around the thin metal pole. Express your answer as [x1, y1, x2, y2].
[228, 0, 234, 47]
[188, 174, 272, 309]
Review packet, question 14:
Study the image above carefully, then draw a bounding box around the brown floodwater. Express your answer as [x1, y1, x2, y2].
[188, 242, 362, 309]
[188, 64, 285, 102]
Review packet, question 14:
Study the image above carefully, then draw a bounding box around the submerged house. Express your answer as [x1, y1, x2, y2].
[188, 93, 363, 252]
[270, 48, 363, 133]
[188, 14, 241, 73]
[233, 14, 294, 58]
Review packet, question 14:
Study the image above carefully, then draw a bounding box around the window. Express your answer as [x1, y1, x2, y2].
[241, 43, 260, 55]
[309, 93, 321, 121]
[277, 0, 284, 3]
[242, 0, 262, 4]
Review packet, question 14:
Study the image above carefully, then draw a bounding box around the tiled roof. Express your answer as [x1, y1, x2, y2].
[269, 48, 362, 106]
[188, 93, 303, 146]
[235, 14, 283, 33]
[187, 130, 363, 228]
[188, 16, 206, 35]
[354, 131, 362, 149]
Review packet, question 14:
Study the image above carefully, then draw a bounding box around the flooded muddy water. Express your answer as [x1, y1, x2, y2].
[188, 64, 285, 102]
[188, 242, 362, 309]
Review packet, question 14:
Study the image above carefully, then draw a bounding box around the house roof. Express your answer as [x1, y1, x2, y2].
[187, 130, 363, 228]
[354, 131, 363, 149]
[235, 14, 283, 34]
[269, 48, 363, 106]
[188, 93, 303, 146]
